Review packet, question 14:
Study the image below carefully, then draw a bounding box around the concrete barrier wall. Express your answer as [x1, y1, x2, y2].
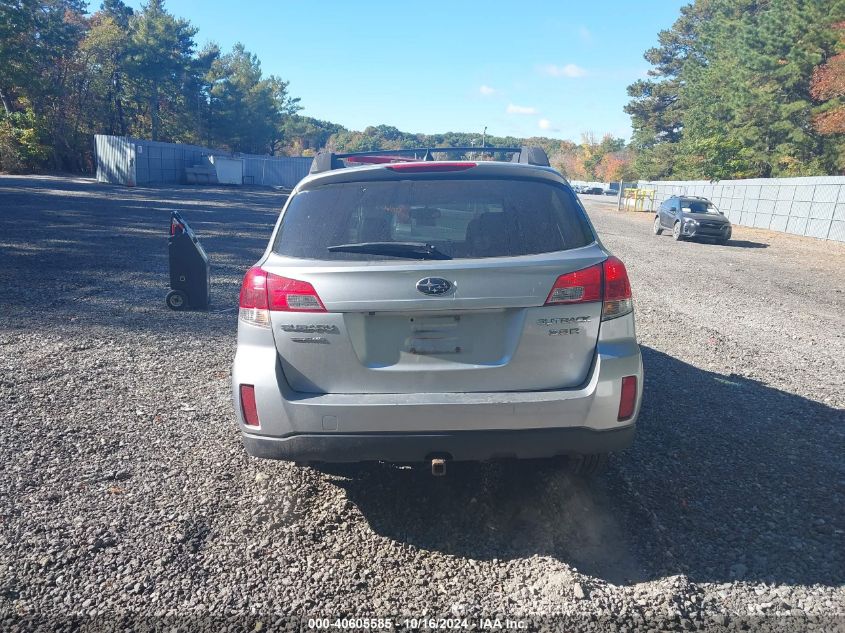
[241, 156, 313, 188]
[133, 139, 212, 185]
[94, 135, 134, 186]
[95, 135, 313, 189]
[639, 177, 845, 242]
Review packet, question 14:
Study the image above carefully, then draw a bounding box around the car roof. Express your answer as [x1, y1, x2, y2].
[294, 160, 567, 192]
[673, 195, 713, 202]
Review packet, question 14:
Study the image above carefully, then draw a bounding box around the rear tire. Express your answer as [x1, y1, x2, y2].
[653, 216, 663, 235]
[672, 221, 684, 241]
[568, 453, 609, 476]
[166, 290, 188, 311]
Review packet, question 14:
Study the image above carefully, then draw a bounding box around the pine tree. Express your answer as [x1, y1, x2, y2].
[626, 0, 845, 179]
[125, 0, 198, 141]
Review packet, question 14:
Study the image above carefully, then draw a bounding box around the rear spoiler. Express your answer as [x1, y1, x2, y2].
[309, 146, 550, 174]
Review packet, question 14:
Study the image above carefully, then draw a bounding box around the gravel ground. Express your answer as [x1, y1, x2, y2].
[0, 175, 842, 632]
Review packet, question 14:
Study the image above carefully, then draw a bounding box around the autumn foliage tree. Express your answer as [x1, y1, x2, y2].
[627, 0, 845, 179]
[595, 150, 636, 182]
[811, 22, 845, 136]
[546, 134, 634, 182]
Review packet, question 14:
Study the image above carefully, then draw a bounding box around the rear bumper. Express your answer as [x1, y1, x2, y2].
[242, 425, 635, 463]
[232, 312, 643, 463]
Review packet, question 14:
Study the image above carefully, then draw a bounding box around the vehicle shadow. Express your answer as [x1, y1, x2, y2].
[326, 346, 844, 587]
[721, 239, 768, 248]
[680, 238, 769, 249]
[320, 458, 654, 585]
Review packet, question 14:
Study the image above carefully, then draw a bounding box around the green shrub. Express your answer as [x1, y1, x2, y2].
[0, 110, 50, 173]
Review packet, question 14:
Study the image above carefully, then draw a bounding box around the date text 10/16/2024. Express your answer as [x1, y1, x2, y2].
[308, 618, 528, 630]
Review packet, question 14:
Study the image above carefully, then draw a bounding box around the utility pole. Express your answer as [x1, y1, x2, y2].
[481, 126, 487, 149]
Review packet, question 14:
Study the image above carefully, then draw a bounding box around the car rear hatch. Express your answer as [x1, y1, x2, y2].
[262, 170, 606, 395]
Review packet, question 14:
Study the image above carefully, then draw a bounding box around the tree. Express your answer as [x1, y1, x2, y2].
[281, 115, 345, 155]
[624, 1, 712, 178]
[102, 0, 133, 28]
[0, 109, 50, 171]
[676, 136, 758, 181]
[124, 0, 198, 141]
[0, 0, 35, 115]
[0, 0, 304, 172]
[78, 13, 131, 136]
[266, 75, 302, 154]
[576, 132, 625, 179]
[595, 150, 636, 182]
[206, 43, 300, 154]
[626, 0, 845, 179]
[550, 145, 586, 180]
[686, 0, 843, 176]
[811, 22, 845, 136]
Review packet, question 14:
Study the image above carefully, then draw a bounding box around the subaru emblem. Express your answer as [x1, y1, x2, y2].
[416, 277, 452, 296]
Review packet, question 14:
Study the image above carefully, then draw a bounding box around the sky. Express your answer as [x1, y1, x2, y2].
[127, 0, 689, 142]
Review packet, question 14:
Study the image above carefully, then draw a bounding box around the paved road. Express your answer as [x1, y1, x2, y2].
[0, 176, 842, 631]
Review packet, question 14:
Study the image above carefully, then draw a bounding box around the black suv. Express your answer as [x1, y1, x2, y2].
[653, 195, 732, 243]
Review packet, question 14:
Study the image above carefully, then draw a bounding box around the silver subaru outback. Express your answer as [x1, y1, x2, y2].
[232, 147, 642, 473]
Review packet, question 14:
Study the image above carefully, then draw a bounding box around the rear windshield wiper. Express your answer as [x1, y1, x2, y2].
[327, 241, 452, 260]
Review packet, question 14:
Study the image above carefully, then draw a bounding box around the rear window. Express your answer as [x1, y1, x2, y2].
[273, 179, 595, 261]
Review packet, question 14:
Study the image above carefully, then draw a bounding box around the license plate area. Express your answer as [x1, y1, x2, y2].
[406, 315, 462, 355]
[345, 310, 514, 367]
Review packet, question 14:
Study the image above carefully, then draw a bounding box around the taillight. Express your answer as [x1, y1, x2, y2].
[239, 384, 260, 426]
[601, 256, 633, 320]
[238, 266, 325, 326]
[618, 375, 637, 421]
[267, 275, 325, 312]
[238, 267, 271, 327]
[386, 162, 476, 172]
[545, 264, 602, 305]
[544, 256, 633, 320]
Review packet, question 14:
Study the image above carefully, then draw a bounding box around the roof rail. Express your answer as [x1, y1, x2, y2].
[309, 146, 550, 174]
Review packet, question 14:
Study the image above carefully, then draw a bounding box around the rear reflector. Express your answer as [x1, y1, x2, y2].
[238, 267, 325, 326]
[386, 162, 476, 173]
[545, 264, 602, 305]
[618, 375, 637, 421]
[240, 384, 260, 426]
